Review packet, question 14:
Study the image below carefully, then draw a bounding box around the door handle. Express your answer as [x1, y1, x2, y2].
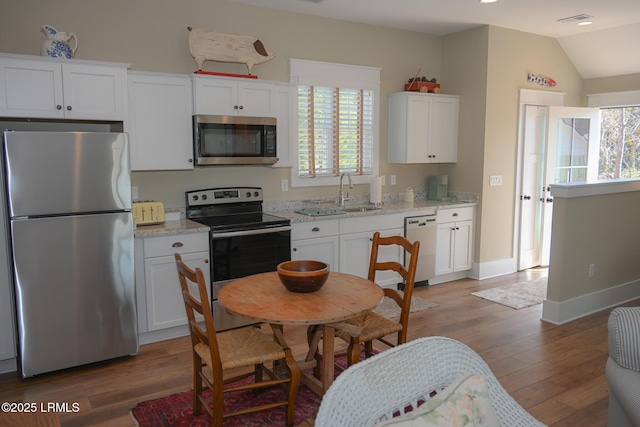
[546, 198, 553, 203]
[522, 195, 531, 200]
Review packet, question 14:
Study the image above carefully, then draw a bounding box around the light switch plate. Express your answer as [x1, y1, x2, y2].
[489, 175, 503, 186]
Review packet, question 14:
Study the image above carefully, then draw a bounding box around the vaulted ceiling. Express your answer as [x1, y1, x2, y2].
[230, 0, 640, 79]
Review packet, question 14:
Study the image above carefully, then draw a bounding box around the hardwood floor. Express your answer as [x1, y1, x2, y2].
[1, 268, 636, 426]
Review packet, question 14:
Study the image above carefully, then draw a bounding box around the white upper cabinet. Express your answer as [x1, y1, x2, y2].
[127, 71, 194, 171]
[272, 82, 296, 167]
[388, 92, 459, 164]
[0, 53, 128, 120]
[192, 75, 276, 117]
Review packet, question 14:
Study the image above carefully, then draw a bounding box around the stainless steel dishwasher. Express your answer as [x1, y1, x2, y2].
[405, 211, 437, 287]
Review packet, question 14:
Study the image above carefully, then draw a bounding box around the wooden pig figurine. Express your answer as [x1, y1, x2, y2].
[188, 27, 276, 75]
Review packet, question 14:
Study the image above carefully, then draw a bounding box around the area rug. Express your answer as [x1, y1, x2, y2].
[373, 293, 439, 319]
[471, 276, 548, 309]
[131, 354, 354, 426]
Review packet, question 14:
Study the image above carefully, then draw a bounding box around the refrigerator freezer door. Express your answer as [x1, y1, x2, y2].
[3, 131, 131, 217]
[11, 212, 138, 377]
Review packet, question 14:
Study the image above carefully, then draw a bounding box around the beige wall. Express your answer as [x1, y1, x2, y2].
[0, 0, 444, 207]
[440, 27, 489, 266]
[440, 26, 584, 266]
[4, 1, 640, 280]
[583, 73, 640, 101]
[548, 189, 640, 302]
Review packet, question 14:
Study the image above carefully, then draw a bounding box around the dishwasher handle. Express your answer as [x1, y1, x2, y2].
[405, 216, 436, 228]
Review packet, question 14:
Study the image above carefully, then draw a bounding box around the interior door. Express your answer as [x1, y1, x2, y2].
[540, 107, 600, 265]
[518, 105, 547, 270]
[518, 105, 600, 269]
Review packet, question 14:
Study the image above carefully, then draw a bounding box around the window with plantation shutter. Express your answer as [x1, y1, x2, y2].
[290, 59, 380, 188]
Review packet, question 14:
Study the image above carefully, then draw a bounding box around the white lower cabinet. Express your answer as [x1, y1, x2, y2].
[435, 207, 474, 276]
[291, 220, 339, 270]
[339, 214, 405, 288]
[140, 233, 210, 332]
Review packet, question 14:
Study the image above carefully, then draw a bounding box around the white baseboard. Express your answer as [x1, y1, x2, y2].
[473, 258, 517, 281]
[542, 279, 640, 325]
[0, 357, 17, 374]
[139, 325, 190, 345]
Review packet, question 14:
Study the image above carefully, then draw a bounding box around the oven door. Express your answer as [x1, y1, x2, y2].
[210, 225, 291, 331]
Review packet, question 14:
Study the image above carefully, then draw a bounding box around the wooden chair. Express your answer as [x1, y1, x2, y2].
[174, 253, 300, 427]
[309, 232, 420, 368]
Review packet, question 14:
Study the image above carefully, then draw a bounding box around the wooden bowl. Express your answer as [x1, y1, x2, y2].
[277, 260, 330, 293]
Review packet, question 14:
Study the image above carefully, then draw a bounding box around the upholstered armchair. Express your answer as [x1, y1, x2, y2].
[606, 307, 640, 427]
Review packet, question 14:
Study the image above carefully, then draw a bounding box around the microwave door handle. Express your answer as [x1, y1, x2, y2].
[211, 225, 292, 239]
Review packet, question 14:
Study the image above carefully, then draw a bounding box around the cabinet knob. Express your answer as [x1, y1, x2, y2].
[204, 259, 209, 263]
[56, 105, 62, 110]
[234, 105, 239, 109]
[292, 247, 297, 251]
[188, 158, 193, 163]
[171, 242, 184, 248]
[239, 105, 244, 110]
[453, 212, 458, 216]
[66, 105, 72, 111]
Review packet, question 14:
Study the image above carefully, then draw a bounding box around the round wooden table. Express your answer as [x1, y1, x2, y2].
[218, 271, 384, 394]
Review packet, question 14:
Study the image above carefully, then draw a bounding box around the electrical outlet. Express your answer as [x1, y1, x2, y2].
[391, 175, 396, 185]
[588, 264, 595, 278]
[489, 175, 503, 186]
[281, 179, 289, 192]
[380, 175, 386, 186]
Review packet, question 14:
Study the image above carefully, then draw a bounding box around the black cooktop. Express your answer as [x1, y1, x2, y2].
[192, 212, 290, 232]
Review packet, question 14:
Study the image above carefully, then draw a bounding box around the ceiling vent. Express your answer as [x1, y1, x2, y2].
[557, 14, 593, 24]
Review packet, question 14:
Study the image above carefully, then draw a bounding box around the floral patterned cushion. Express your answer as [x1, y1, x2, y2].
[375, 373, 499, 427]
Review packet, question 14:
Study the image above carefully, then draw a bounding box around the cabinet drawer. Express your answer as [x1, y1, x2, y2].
[292, 220, 339, 240]
[143, 232, 209, 258]
[339, 213, 404, 234]
[437, 206, 474, 223]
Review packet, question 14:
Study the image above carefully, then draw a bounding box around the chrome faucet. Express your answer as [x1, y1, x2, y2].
[338, 172, 353, 207]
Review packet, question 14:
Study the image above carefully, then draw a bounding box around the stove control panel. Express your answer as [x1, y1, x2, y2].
[186, 187, 263, 207]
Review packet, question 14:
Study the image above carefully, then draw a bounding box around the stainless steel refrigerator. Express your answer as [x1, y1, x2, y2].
[2, 130, 138, 377]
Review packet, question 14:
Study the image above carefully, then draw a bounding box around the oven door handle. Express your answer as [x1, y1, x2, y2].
[210, 225, 292, 238]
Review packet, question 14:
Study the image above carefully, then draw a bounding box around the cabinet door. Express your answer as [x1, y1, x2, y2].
[452, 220, 473, 272]
[193, 76, 275, 117]
[128, 72, 194, 170]
[435, 222, 455, 276]
[273, 83, 295, 167]
[291, 236, 339, 271]
[237, 80, 276, 117]
[62, 63, 126, 120]
[406, 95, 430, 161]
[193, 77, 238, 115]
[429, 96, 459, 162]
[144, 251, 210, 331]
[339, 228, 404, 288]
[0, 58, 64, 118]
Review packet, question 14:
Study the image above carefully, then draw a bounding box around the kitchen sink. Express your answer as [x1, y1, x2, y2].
[294, 207, 346, 216]
[342, 206, 381, 212]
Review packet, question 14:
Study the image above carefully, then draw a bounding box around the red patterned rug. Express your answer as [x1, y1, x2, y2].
[131, 354, 353, 426]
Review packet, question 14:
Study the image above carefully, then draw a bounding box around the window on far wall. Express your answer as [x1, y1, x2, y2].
[290, 59, 380, 188]
[598, 106, 640, 180]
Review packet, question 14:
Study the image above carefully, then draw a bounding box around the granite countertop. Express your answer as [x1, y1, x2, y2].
[134, 219, 209, 238]
[135, 193, 478, 238]
[267, 199, 476, 223]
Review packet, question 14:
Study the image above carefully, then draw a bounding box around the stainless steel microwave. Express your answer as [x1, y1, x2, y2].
[193, 115, 277, 165]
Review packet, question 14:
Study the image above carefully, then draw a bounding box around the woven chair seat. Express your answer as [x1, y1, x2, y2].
[195, 327, 285, 370]
[330, 311, 403, 343]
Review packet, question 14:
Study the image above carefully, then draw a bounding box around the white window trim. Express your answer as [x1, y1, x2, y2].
[289, 58, 381, 188]
[587, 90, 640, 108]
